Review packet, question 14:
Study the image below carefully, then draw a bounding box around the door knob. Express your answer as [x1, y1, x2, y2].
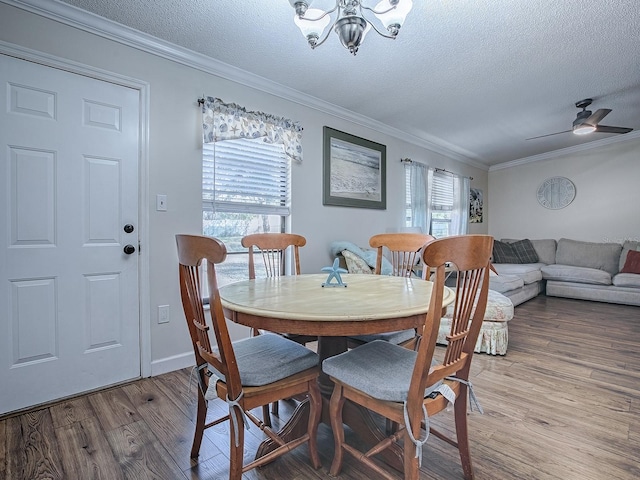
[123, 244, 136, 255]
[123, 224, 134, 233]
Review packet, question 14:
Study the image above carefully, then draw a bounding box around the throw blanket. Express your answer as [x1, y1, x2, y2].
[329, 241, 394, 275]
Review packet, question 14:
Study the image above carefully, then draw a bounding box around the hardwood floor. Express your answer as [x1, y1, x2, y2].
[2, 295, 639, 479]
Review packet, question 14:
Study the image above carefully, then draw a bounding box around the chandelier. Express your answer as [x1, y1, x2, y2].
[288, 0, 413, 55]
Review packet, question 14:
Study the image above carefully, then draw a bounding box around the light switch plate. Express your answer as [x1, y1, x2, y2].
[158, 305, 170, 324]
[156, 194, 167, 211]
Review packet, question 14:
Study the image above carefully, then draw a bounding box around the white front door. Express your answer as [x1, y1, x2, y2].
[0, 54, 141, 415]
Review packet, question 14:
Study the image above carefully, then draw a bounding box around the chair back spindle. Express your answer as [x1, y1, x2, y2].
[369, 232, 435, 278]
[242, 233, 305, 279]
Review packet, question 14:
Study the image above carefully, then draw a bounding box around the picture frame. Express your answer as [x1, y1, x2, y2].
[323, 126, 386, 209]
[469, 187, 483, 223]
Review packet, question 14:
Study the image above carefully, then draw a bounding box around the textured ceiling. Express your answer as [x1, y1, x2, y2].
[49, 0, 640, 167]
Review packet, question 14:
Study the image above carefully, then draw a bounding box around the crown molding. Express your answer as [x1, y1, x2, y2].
[4, 0, 487, 170]
[489, 130, 640, 172]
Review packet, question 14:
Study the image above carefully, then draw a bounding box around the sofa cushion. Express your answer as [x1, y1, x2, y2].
[503, 238, 557, 265]
[620, 241, 640, 271]
[492, 263, 544, 284]
[541, 264, 612, 285]
[555, 238, 622, 276]
[489, 271, 524, 293]
[612, 273, 640, 288]
[530, 239, 558, 265]
[620, 250, 640, 274]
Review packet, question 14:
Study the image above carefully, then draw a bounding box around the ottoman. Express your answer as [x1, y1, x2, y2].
[436, 289, 514, 355]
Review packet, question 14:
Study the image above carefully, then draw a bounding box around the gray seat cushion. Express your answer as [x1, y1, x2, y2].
[541, 264, 612, 286]
[210, 333, 318, 387]
[612, 273, 640, 288]
[349, 328, 416, 345]
[489, 272, 524, 293]
[322, 340, 441, 402]
[493, 263, 544, 284]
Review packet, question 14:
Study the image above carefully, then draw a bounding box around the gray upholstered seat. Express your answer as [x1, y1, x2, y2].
[211, 333, 318, 387]
[322, 340, 441, 401]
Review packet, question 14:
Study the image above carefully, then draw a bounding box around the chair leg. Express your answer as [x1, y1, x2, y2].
[191, 388, 207, 458]
[454, 388, 474, 480]
[229, 406, 245, 480]
[271, 400, 279, 416]
[402, 428, 420, 480]
[329, 384, 347, 476]
[262, 405, 272, 427]
[307, 380, 322, 469]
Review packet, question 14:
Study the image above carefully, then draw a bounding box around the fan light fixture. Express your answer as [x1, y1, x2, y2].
[289, 0, 413, 55]
[573, 124, 596, 135]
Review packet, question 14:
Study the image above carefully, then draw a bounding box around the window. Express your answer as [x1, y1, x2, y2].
[203, 138, 290, 285]
[429, 171, 454, 237]
[405, 165, 468, 238]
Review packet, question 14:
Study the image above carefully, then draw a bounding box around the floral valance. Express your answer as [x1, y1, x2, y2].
[202, 97, 303, 163]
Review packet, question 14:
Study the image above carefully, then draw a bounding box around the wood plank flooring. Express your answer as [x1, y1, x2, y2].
[2, 295, 639, 479]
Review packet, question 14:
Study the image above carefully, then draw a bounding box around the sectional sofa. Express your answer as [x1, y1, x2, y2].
[490, 238, 640, 307]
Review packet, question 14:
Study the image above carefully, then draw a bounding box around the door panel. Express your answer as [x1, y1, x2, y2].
[0, 54, 141, 415]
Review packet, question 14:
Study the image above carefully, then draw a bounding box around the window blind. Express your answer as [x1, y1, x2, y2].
[203, 138, 290, 216]
[431, 172, 453, 211]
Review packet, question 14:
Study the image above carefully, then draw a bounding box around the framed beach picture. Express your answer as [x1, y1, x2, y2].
[322, 126, 386, 209]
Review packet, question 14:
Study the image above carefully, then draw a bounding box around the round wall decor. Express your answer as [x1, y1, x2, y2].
[536, 176, 576, 210]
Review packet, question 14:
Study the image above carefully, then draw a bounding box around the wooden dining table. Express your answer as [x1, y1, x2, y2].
[219, 273, 454, 471]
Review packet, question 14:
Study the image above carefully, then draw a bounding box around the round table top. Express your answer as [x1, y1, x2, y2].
[219, 273, 454, 323]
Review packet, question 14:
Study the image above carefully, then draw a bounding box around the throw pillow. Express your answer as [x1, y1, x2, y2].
[620, 250, 640, 274]
[341, 250, 373, 274]
[619, 241, 640, 271]
[510, 239, 540, 263]
[492, 240, 519, 264]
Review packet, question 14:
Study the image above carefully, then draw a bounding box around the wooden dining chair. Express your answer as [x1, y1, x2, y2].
[324, 234, 494, 480]
[241, 233, 317, 345]
[176, 234, 321, 479]
[348, 232, 435, 349]
[241, 232, 318, 422]
[242, 232, 304, 277]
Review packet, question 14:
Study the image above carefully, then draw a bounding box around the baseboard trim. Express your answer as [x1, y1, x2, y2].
[150, 352, 195, 377]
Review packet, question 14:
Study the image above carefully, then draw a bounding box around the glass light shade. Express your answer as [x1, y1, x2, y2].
[573, 124, 596, 135]
[294, 8, 331, 39]
[374, 0, 413, 29]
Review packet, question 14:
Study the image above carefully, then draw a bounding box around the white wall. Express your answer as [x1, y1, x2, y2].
[488, 137, 640, 244]
[0, 3, 488, 374]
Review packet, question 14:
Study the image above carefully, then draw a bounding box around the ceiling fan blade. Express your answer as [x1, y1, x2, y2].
[595, 125, 633, 134]
[585, 108, 611, 125]
[526, 130, 572, 140]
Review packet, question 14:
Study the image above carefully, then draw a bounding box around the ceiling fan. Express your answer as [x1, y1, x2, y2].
[527, 98, 633, 140]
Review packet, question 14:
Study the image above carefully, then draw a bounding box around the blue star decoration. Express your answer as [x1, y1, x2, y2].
[321, 258, 348, 287]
